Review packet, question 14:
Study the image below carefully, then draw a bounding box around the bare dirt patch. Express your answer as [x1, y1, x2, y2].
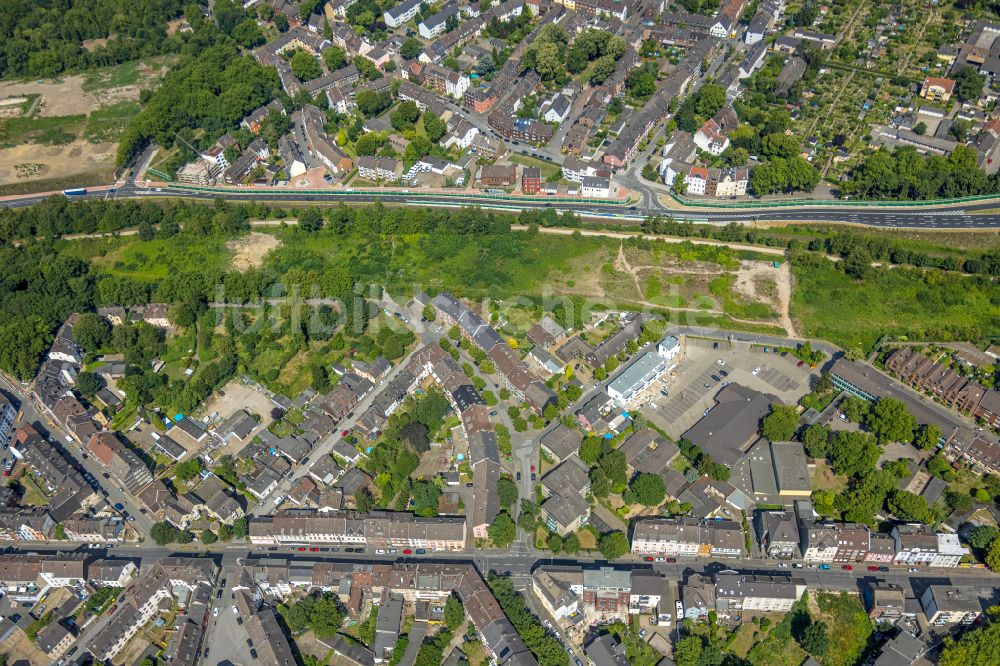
[227, 231, 281, 270]
[0, 141, 116, 186]
[733, 260, 796, 337]
[0, 77, 117, 117]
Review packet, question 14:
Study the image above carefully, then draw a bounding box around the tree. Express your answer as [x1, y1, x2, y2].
[411, 480, 441, 516]
[674, 635, 703, 666]
[913, 121, 927, 135]
[887, 490, 934, 524]
[597, 449, 628, 490]
[401, 38, 423, 59]
[829, 431, 881, 478]
[354, 487, 374, 512]
[630, 473, 666, 506]
[799, 621, 829, 656]
[201, 529, 218, 544]
[988, 539, 1000, 571]
[914, 423, 942, 450]
[151, 521, 179, 545]
[233, 18, 264, 47]
[563, 532, 580, 554]
[969, 525, 998, 551]
[175, 458, 203, 482]
[290, 50, 322, 81]
[423, 112, 447, 142]
[866, 397, 916, 444]
[322, 46, 347, 70]
[599, 531, 629, 561]
[694, 84, 726, 118]
[488, 511, 517, 547]
[762, 404, 799, 442]
[940, 607, 1000, 666]
[841, 396, 870, 422]
[75, 313, 112, 351]
[391, 101, 420, 130]
[761, 133, 801, 159]
[955, 66, 985, 102]
[802, 424, 831, 459]
[444, 595, 465, 631]
[497, 477, 518, 508]
[75, 371, 103, 396]
[231, 517, 249, 539]
[299, 207, 324, 232]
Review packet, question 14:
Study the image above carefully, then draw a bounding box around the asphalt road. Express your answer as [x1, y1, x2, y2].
[3, 180, 1000, 230]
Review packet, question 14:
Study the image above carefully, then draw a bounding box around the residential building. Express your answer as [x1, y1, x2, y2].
[85, 558, 216, 661]
[921, 76, 956, 103]
[419, 4, 461, 39]
[606, 352, 669, 406]
[892, 523, 968, 567]
[384, 0, 422, 27]
[0, 395, 15, 449]
[584, 634, 629, 666]
[539, 456, 591, 536]
[539, 425, 582, 464]
[754, 510, 801, 559]
[357, 156, 403, 181]
[87, 432, 153, 493]
[479, 164, 518, 186]
[248, 510, 467, 550]
[801, 522, 871, 563]
[867, 582, 906, 620]
[694, 118, 730, 155]
[581, 176, 610, 198]
[714, 573, 806, 616]
[522, 167, 541, 194]
[919, 586, 981, 626]
[630, 518, 743, 558]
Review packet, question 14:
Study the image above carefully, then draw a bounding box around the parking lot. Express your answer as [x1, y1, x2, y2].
[643, 339, 814, 439]
[204, 576, 253, 666]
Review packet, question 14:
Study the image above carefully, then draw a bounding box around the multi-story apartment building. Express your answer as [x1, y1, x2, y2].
[630, 518, 743, 558]
[714, 573, 806, 617]
[800, 521, 871, 562]
[248, 510, 467, 551]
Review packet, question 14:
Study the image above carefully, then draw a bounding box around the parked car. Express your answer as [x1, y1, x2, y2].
[231, 606, 238, 614]
[842, 565, 852, 570]
[867, 566, 878, 571]
[416, 549, 425, 554]
[818, 564, 830, 570]
[908, 568, 918, 572]
[752, 367, 761, 375]
[403, 549, 412, 554]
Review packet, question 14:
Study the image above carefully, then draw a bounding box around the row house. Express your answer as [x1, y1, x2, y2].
[249, 509, 467, 550]
[582, 567, 632, 620]
[944, 426, 1000, 476]
[754, 510, 801, 559]
[630, 518, 743, 558]
[884, 347, 986, 413]
[800, 521, 871, 562]
[356, 156, 403, 181]
[891, 524, 968, 567]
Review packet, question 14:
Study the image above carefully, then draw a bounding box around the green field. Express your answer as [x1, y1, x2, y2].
[90, 236, 232, 281]
[84, 101, 141, 143]
[791, 253, 1000, 352]
[0, 113, 87, 148]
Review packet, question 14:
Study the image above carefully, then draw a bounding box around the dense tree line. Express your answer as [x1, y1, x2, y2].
[117, 39, 279, 166]
[844, 145, 999, 201]
[0, 0, 187, 79]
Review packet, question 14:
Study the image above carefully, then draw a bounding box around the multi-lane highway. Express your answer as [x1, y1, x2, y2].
[2, 179, 1000, 229]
